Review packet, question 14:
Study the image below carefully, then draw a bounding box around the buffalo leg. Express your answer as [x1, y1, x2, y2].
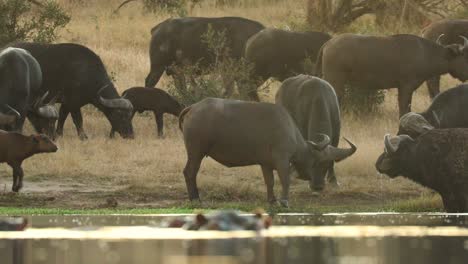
[261, 165, 276, 204]
[154, 111, 164, 137]
[426, 76, 441, 100]
[397, 87, 414, 117]
[275, 160, 290, 208]
[70, 109, 88, 140]
[56, 104, 70, 137]
[327, 163, 339, 187]
[10, 163, 24, 193]
[183, 155, 203, 201]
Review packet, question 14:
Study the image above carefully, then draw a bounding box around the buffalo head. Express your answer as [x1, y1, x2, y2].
[376, 134, 415, 177]
[28, 92, 59, 140]
[445, 36, 468, 82]
[397, 111, 440, 138]
[295, 134, 357, 192]
[98, 90, 134, 139]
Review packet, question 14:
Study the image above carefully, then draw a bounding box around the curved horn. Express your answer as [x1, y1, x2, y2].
[0, 105, 21, 125]
[323, 137, 357, 162]
[384, 134, 397, 154]
[460, 35, 468, 48]
[432, 111, 441, 128]
[97, 84, 110, 95]
[436, 34, 445, 45]
[5, 104, 20, 118]
[99, 96, 133, 109]
[34, 91, 49, 108]
[307, 134, 331, 150]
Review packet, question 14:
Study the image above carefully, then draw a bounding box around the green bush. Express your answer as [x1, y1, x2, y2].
[342, 85, 386, 114]
[0, 0, 70, 46]
[167, 25, 256, 106]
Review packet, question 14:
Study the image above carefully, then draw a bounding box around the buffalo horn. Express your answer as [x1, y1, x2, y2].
[323, 137, 357, 162]
[432, 111, 441, 128]
[308, 134, 331, 150]
[37, 105, 58, 119]
[99, 96, 133, 109]
[436, 34, 445, 45]
[0, 105, 21, 125]
[460, 35, 468, 48]
[384, 134, 397, 154]
[97, 84, 110, 95]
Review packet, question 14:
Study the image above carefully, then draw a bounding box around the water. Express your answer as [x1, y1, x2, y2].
[1, 213, 468, 264]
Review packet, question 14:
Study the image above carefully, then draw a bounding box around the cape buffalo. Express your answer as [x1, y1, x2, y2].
[179, 98, 356, 207]
[10, 42, 134, 139]
[117, 87, 183, 137]
[376, 129, 468, 212]
[0, 130, 57, 192]
[316, 33, 468, 117]
[398, 84, 468, 138]
[245, 29, 331, 99]
[276, 75, 353, 190]
[0, 48, 57, 137]
[422, 19, 468, 98]
[145, 17, 264, 98]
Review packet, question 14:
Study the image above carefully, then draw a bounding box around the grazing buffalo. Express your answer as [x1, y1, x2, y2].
[0, 48, 57, 135]
[145, 17, 265, 97]
[376, 130, 468, 212]
[316, 33, 468, 116]
[422, 19, 468, 98]
[179, 98, 356, 207]
[245, 29, 331, 99]
[117, 87, 183, 137]
[398, 84, 468, 138]
[0, 130, 57, 192]
[11, 42, 134, 139]
[276, 75, 353, 189]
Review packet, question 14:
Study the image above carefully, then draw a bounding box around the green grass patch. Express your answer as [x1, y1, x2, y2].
[0, 195, 444, 215]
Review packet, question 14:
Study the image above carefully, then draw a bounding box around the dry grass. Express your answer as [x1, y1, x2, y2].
[0, 0, 458, 210]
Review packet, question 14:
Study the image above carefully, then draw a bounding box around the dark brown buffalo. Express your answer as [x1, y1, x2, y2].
[145, 17, 265, 95]
[376, 129, 468, 212]
[179, 98, 356, 207]
[316, 33, 468, 117]
[116, 87, 183, 137]
[245, 29, 331, 100]
[422, 19, 468, 98]
[0, 130, 57, 192]
[276, 75, 352, 190]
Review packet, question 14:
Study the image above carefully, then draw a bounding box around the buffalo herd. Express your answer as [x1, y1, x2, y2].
[2, 16, 468, 212]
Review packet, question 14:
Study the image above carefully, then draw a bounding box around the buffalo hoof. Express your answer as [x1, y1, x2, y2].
[79, 134, 88, 141]
[328, 180, 341, 188]
[11, 186, 20, 193]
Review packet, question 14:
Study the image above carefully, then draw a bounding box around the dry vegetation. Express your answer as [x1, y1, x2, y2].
[0, 0, 458, 211]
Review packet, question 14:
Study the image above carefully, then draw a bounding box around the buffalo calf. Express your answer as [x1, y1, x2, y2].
[116, 87, 183, 137]
[376, 129, 468, 212]
[0, 130, 57, 192]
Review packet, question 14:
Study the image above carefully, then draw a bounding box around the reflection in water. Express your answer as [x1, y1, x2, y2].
[1, 214, 468, 264]
[1, 234, 468, 264]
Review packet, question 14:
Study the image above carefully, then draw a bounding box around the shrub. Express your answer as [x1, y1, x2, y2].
[0, 0, 70, 46]
[167, 25, 256, 106]
[342, 86, 386, 114]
